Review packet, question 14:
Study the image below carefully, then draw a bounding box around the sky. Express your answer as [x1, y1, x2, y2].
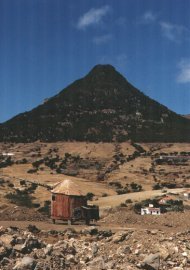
[0, 0, 190, 123]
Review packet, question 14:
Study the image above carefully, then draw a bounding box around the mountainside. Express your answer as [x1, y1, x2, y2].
[0, 64, 190, 142]
[183, 114, 190, 119]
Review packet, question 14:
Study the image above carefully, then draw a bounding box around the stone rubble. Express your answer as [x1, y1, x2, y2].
[0, 225, 190, 269]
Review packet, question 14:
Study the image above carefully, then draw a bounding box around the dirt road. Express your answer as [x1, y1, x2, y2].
[96, 188, 185, 208]
[0, 220, 136, 233]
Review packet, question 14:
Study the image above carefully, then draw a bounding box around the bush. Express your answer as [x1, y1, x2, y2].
[32, 159, 44, 168]
[27, 168, 38, 174]
[120, 203, 127, 207]
[0, 178, 5, 185]
[20, 180, 26, 186]
[130, 182, 142, 192]
[5, 191, 34, 208]
[86, 192, 95, 201]
[116, 187, 130, 195]
[109, 181, 122, 189]
[8, 183, 14, 188]
[152, 183, 163, 190]
[38, 200, 51, 215]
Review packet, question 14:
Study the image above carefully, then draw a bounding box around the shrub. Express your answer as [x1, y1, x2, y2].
[20, 180, 26, 186]
[27, 168, 38, 174]
[86, 192, 95, 201]
[5, 191, 34, 208]
[8, 183, 14, 188]
[109, 181, 122, 189]
[152, 183, 163, 190]
[32, 159, 44, 168]
[116, 187, 130, 195]
[0, 178, 5, 185]
[97, 173, 105, 181]
[38, 200, 51, 215]
[120, 203, 127, 207]
[130, 182, 142, 192]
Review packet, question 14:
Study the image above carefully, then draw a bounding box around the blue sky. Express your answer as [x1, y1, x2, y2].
[0, 0, 190, 123]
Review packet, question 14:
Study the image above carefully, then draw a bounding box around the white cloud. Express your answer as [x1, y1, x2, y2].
[177, 59, 190, 83]
[160, 22, 190, 42]
[77, 5, 111, 29]
[93, 34, 112, 45]
[141, 11, 156, 24]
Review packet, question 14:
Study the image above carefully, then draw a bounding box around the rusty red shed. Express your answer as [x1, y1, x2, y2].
[51, 179, 87, 224]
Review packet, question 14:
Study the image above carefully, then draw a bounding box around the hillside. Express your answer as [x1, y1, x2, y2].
[0, 64, 190, 142]
[183, 114, 190, 119]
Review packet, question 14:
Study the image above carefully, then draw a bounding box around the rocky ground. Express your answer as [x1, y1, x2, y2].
[1, 224, 190, 270]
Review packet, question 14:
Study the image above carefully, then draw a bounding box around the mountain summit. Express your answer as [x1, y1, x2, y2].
[0, 64, 190, 142]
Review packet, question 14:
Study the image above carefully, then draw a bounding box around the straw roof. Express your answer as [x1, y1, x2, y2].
[51, 179, 85, 196]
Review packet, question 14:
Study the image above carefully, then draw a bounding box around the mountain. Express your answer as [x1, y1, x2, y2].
[0, 64, 190, 142]
[183, 114, 190, 120]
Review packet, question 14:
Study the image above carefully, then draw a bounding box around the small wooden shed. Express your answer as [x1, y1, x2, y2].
[51, 179, 87, 224]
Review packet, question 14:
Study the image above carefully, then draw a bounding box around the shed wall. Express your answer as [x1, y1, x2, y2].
[51, 194, 87, 220]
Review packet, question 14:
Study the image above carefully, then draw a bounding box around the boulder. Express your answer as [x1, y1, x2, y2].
[13, 256, 36, 270]
[87, 256, 106, 270]
[142, 253, 160, 270]
[112, 231, 128, 243]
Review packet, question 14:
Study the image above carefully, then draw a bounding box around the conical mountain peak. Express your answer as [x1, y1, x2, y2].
[86, 64, 123, 80]
[0, 64, 190, 142]
[88, 64, 116, 74]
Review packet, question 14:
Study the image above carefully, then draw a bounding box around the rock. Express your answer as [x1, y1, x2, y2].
[150, 230, 158, 235]
[43, 244, 53, 255]
[0, 245, 12, 260]
[21, 236, 43, 253]
[14, 244, 24, 252]
[82, 226, 99, 235]
[134, 249, 140, 255]
[92, 243, 99, 256]
[116, 245, 131, 255]
[13, 256, 36, 270]
[65, 254, 76, 264]
[159, 247, 170, 260]
[99, 230, 113, 238]
[1, 257, 10, 266]
[142, 253, 160, 270]
[112, 231, 128, 243]
[106, 260, 116, 269]
[182, 251, 188, 257]
[0, 234, 14, 245]
[27, 225, 40, 234]
[87, 256, 106, 270]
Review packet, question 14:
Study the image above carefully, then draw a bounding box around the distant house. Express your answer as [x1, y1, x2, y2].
[141, 205, 161, 215]
[2, 152, 14, 156]
[183, 190, 190, 200]
[158, 195, 184, 212]
[158, 195, 176, 205]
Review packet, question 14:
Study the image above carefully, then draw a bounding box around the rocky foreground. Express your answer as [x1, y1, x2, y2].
[0, 225, 190, 269]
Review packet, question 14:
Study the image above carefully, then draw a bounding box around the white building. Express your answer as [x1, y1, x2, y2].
[2, 152, 14, 156]
[141, 204, 161, 215]
[183, 190, 190, 200]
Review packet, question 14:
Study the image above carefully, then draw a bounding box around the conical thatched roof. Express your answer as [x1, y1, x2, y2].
[51, 179, 84, 196]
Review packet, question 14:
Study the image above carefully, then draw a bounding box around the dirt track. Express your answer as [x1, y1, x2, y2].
[96, 188, 185, 208]
[0, 220, 136, 233]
